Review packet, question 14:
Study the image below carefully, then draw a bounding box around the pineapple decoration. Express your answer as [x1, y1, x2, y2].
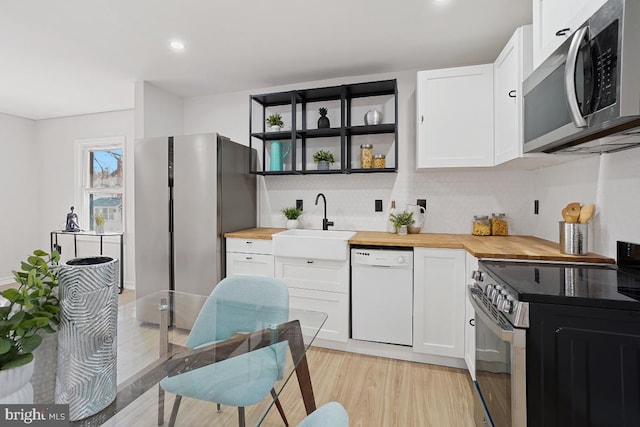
[318, 107, 330, 129]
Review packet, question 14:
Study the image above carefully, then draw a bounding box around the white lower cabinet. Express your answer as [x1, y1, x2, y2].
[413, 247, 466, 358]
[464, 252, 479, 380]
[275, 256, 349, 343]
[225, 238, 274, 277]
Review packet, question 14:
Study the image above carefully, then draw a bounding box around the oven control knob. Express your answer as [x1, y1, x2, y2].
[494, 293, 505, 307]
[502, 299, 513, 314]
[485, 284, 494, 297]
[471, 270, 484, 282]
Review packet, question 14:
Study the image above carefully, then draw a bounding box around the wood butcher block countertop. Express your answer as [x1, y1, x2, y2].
[225, 228, 615, 264]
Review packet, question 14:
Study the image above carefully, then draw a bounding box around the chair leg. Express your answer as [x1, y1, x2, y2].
[238, 407, 245, 427]
[271, 388, 289, 426]
[168, 395, 182, 427]
[217, 403, 221, 413]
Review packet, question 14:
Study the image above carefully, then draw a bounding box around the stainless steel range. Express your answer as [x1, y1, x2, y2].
[468, 241, 640, 427]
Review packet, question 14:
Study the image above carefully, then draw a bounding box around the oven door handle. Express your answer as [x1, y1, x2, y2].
[467, 285, 514, 343]
[564, 26, 589, 128]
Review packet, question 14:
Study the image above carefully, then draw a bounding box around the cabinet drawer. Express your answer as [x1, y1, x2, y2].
[226, 238, 272, 254]
[288, 287, 349, 343]
[226, 253, 274, 278]
[275, 257, 349, 294]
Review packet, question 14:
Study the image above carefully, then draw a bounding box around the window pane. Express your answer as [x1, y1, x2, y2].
[90, 149, 123, 188]
[89, 193, 123, 232]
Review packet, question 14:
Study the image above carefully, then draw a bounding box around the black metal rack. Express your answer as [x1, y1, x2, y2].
[249, 79, 398, 175]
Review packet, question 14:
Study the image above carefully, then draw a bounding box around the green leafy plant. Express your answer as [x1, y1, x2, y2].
[389, 211, 415, 229]
[266, 113, 284, 128]
[0, 249, 61, 370]
[282, 207, 303, 220]
[94, 214, 106, 226]
[312, 150, 335, 164]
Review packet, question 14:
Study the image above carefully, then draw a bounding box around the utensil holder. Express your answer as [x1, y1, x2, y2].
[559, 221, 588, 255]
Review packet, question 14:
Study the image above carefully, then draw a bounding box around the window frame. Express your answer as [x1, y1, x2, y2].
[74, 136, 126, 232]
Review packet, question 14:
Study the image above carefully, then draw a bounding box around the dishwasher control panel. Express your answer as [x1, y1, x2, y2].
[351, 248, 413, 268]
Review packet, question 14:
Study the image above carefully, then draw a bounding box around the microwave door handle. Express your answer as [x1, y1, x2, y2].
[564, 26, 589, 128]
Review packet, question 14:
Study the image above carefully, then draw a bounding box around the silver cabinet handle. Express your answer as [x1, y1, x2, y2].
[564, 26, 589, 128]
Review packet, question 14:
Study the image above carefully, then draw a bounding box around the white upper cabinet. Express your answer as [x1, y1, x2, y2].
[494, 25, 533, 166]
[416, 64, 494, 169]
[533, 0, 607, 69]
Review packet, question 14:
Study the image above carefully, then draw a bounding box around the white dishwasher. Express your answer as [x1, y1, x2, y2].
[351, 248, 413, 346]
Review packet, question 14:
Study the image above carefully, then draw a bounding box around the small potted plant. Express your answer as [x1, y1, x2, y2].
[0, 249, 60, 403]
[282, 206, 303, 229]
[94, 214, 106, 234]
[266, 113, 284, 131]
[312, 150, 335, 170]
[389, 210, 415, 235]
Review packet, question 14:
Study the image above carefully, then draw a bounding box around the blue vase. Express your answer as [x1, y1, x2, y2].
[269, 141, 290, 172]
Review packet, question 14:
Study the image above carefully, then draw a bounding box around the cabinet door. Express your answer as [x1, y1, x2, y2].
[413, 248, 466, 358]
[416, 64, 494, 169]
[494, 25, 532, 166]
[275, 256, 349, 342]
[226, 252, 274, 278]
[464, 253, 479, 380]
[533, 0, 607, 68]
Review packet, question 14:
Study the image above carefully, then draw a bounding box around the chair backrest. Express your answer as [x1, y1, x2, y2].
[186, 275, 289, 350]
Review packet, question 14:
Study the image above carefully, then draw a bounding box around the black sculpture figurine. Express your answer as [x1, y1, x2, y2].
[65, 206, 82, 232]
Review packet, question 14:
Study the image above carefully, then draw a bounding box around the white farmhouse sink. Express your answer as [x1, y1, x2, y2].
[272, 229, 356, 261]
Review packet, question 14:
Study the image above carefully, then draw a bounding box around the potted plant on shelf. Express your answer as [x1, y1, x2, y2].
[282, 206, 303, 229]
[0, 249, 60, 403]
[94, 214, 106, 234]
[312, 150, 335, 170]
[266, 113, 284, 131]
[389, 210, 415, 235]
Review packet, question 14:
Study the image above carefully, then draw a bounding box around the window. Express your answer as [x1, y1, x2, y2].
[75, 137, 125, 232]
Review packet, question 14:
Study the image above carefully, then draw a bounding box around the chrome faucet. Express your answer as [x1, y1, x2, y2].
[315, 193, 334, 230]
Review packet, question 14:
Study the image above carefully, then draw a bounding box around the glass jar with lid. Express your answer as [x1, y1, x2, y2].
[472, 215, 491, 236]
[490, 213, 509, 236]
[372, 154, 386, 169]
[360, 144, 373, 169]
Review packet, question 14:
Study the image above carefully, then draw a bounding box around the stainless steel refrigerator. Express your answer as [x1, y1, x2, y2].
[134, 133, 256, 326]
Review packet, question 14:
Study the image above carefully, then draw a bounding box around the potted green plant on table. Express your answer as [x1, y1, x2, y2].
[282, 206, 303, 229]
[94, 213, 106, 234]
[312, 150, 335, 170]
[266, 113, 284, 131]
[0, 249, 60, 403]
[389, 210, 415, 235]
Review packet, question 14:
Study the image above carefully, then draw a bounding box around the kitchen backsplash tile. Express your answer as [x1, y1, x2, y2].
[259, 169, 533, 234]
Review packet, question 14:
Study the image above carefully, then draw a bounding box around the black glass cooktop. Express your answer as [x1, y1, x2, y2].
[480, 260, 640, 308]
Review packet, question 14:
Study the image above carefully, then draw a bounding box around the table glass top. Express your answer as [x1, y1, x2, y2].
[65, 290, 327, 426]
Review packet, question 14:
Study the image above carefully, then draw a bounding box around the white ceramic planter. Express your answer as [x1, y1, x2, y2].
[286, 219, 299, 229]
[0, 360, 35, 404]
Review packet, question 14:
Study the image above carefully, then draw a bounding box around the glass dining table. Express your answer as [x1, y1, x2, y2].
[69, 290, 327, 426]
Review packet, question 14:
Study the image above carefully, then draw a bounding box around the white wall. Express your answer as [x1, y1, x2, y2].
[134, 81, 184, 139]
[184, 70, 535, 235]
[0, 113, 38, 284]
[34, 110, 136, 287]
[532, 148, 640, 258]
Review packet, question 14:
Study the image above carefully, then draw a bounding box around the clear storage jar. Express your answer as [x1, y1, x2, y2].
[472, 215, 491, 236]
[372, 154, 386, 169]
[490, 213, 509, 236]
[360, 144, 373, 169]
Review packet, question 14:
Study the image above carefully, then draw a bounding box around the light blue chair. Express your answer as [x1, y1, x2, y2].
[160, 275, 290, 427]
[296, 402, 349, 427]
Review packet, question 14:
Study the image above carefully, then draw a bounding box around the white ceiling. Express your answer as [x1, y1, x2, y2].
[0, 0, 531, 120]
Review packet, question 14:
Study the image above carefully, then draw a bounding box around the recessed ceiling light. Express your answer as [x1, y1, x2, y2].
[169, 40, 185, 50]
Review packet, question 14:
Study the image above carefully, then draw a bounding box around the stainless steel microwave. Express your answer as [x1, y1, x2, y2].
[523, 0, 640, 154]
